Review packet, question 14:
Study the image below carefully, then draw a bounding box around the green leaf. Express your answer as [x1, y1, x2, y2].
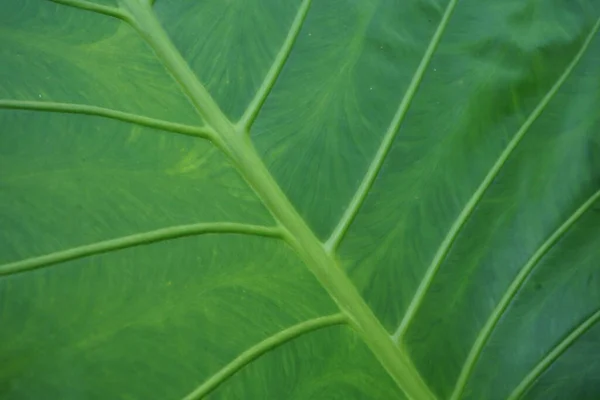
[1, 0, 599, 399]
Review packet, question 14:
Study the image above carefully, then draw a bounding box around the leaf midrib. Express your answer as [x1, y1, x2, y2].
[114, 0, 438, 399]
[4, 0, 451, 397]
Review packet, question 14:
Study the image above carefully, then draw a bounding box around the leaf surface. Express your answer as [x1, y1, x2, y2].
[1, 0, 599, 399]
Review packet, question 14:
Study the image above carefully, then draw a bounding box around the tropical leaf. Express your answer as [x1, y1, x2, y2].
[1, 0, 599, 399]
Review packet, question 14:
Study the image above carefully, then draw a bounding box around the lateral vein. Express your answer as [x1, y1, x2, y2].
[0, 100, 215, 140]
[450, 189, 600, 400]
[392, 16, 600, 342]
[49, 0, 131, 22]
[507, 308, 600, 400]
[119, 0, 237, 141]
[238, 0, 313, 130]
[325, 0, 460, 253]
[182, 314, 347, 400]
[107, 2, 438, 398]
[0, 223, 282, 276]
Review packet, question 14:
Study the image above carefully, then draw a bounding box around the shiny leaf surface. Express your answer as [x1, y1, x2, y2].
[1, 0, 599, 399]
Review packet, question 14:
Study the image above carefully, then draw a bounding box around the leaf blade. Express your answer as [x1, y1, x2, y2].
[393, 14, 600, 342]
[3, 0, 600, 398]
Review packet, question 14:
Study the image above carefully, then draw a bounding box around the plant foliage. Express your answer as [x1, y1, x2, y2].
[1, 0, 600, 399]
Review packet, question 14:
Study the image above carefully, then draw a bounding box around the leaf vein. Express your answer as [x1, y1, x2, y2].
[182, 314, 347, 400]
[239, 0, 312, 130]
[108, 2, 437, 398]
[507, 308, 600, 400]
[0, 223, 282, 276]
[392, 15, 600, 341]
[325, 0, 460, 253]
[49, 0, 131, 22]
[450, 189, 600, 400]
[120, 0, 237, 141]
[0, 100, 215, 140]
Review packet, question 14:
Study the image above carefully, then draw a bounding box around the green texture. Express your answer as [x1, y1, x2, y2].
[1, 0, 599, 399]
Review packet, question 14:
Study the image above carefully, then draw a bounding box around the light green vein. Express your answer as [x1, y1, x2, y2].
[182, 313, 348, 400]
[238, 0, 312, 130]
[100, 2, 437, 398]
[0, 100, 215, 140]
[392, 16, 600, 342]
[0, 223, 282, 277]
[450, 189, 600, 400]
[325, 0, 460, 253]
[119, 0, 237, 141]
[507, 308, 600, 400]
[49, 0, 131, 22]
